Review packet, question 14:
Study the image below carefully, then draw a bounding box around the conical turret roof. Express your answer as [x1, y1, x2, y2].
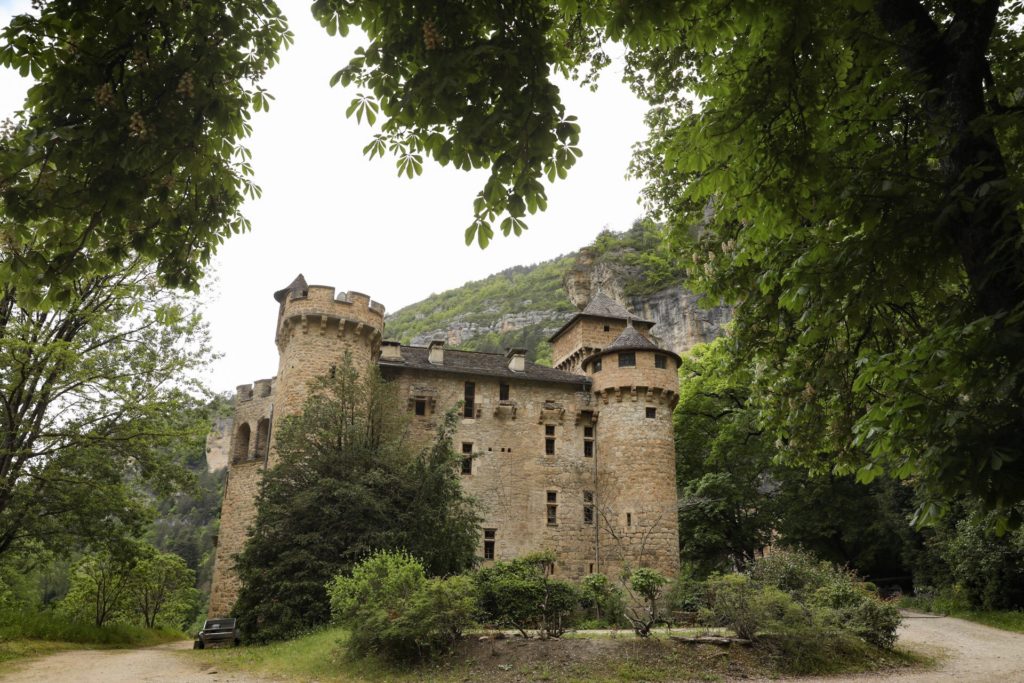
[603, 319, 658, 352]
[581, 291, 635, 319]
[273, 274, 308, 303]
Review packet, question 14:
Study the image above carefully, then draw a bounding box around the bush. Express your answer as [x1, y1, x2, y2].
[475, 552, 580, 638]
[749, 550, 901, 649]
[579, 573, 625, 627]
[327, 550, 476, 661]
[621, 567, 670, 636]
[700, 573, 807, 640]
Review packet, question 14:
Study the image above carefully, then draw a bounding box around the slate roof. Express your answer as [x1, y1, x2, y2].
[379, 346, 591, 386]
[548, 291, 653, 343]
[273, 273, 308, 302]
[603, 322, 659, 352]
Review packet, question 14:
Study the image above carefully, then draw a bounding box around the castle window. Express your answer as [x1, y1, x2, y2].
[328, 364, 336, 379]
[544, 424, 555, 455]
[626, 512, 632, 527]
[589, 563, 594, 574]
[603, 325, 610, 332]
[461, 442, 473, 475]
[484, 529, 496, 560]
[619, 352, 636, 367]
[463, 382, 475, 418]
[414, 399, 426, 416]
[583, 491, 594, 524]
[254, 418, 270, 459]
[655, 354, 667, 369]
[646, 407, 657, 419]
[583, 426, 594, 457]
[547, 491, 558, 525]
[592, 358, 602, 372]
[499, 383, 510, 401]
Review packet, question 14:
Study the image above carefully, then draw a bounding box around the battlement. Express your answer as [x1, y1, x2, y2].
[275, 283, 386, 349]
[235, 378, 275, 402]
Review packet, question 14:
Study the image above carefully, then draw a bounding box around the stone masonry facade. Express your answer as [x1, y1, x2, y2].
[208, 276, 681, 617]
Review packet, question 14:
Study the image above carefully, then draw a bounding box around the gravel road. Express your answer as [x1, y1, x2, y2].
[2, 612, 1022, 682]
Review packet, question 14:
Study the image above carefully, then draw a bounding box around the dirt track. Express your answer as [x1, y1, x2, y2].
[2, 612, 1022, 682]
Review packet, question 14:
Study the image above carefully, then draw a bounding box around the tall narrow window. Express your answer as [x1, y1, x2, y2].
[626, 512, 632, 527]
[583, 491, 594, 524]
[654, 354, 667, 369]
[499, 383, 510, 401]
[544, 424, 555, 455]
[547, 491, 558, 525]
[414, 399, 426, 416]
[583, 426, 595, 458]
[483, 529, 496, 560]
[461, 442, 473, 475]
[619, 352, 636, 367]
[592, 358, 602, 372]
[463, 382, 475, 418]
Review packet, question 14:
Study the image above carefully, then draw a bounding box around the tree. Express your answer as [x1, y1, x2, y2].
[128, 550, 198, 629]
[233, 357, 479, 643]
[0, 261, 211, 559]
[0, 1, 291, 300]
[59, 550, 135, 627]
[317, 1, 1024, 521]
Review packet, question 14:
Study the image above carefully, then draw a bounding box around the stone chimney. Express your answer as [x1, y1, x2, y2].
[428, 340, 445, 365]
[506, 347, 526, 373]
[380, 340, 403, 362]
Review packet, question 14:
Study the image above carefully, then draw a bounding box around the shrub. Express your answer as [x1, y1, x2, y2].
[475, 552, 580, 638]
[327, 550, 476, 661]
[700, 573, 806, 640]
[579, 573, 625, 626]
[621, 567, 670, 637]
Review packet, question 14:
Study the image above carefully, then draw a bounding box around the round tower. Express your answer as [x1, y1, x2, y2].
[270, 274, 385, 462]
[582, 322, 680, 578]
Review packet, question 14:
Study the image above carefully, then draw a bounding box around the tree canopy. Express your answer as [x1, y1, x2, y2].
[318, 0, 1024, 521]
[0, 1, 291, 301]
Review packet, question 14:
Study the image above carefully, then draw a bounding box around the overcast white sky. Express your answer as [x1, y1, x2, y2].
[1, 0, 649, 392]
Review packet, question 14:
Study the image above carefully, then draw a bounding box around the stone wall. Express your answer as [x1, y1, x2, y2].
[207, 459, 264, 617]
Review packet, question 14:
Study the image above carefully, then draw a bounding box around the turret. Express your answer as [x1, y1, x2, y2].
[549, 292, 655, 373]
[582, 321, 680, 578]
[270, 275, 386, 464]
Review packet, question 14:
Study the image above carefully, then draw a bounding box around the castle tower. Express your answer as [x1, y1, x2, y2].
[270, 275, 385, 464]
[582, 321, 680, 578]
[549, 292, 656, 373]
[208, 276, 386, 616]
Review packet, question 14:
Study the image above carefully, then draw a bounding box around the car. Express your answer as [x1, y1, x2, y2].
[193, 618, 240, 649]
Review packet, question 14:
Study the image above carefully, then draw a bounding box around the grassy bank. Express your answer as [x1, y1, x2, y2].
[899, 598, 1024, 633]
[0, 610, 185, 670]
[188, 626, 926, 683]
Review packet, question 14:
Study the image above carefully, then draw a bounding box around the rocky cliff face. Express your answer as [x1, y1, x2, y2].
[407, 310, 572, 348]
[564, 250, 732, 356]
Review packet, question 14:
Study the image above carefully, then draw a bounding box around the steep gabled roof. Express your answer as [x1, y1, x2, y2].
[548, 291, 653, 343]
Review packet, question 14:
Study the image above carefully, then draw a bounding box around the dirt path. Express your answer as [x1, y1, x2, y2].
[0, 641, 275, 683]
[2, 612, 1022, 682]
[793, 612, 1024, 682]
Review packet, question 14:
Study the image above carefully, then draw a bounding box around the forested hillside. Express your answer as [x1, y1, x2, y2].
[384, 222, 706, 364]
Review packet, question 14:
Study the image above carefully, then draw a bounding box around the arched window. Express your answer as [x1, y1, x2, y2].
[233, 423, 251, 463]
[254, 418, 270, 459]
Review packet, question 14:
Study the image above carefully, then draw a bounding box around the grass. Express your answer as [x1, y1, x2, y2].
[186, 625, 928, 683]
[0, 610, 185, 672]
[899, 597, 1024, 633]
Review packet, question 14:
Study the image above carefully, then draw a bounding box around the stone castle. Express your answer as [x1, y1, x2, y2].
[208, 275, 682, 616]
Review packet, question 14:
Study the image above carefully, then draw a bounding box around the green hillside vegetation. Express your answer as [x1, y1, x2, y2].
[384, 222, 687, 364]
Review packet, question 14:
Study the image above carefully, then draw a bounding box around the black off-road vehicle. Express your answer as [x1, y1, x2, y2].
[193, 618, 240, 649]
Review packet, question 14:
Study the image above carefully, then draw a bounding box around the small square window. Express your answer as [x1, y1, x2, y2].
[646, 407, 656, 419]
[499, 383, 510, 401]
[603, 325, 610, 332]
[414, 399, 426, 416]
[619, 352, 636, 367]
[462, 442, 473, 454]
[583, 441, 593, 457]
[547, 491, 557, 503]
[655, 354, 667, 369]
[584, 426, 594, 438]
[484, 529, 496, 539]
[583, 491, 593, 503]
[545, 425, 555, 436]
